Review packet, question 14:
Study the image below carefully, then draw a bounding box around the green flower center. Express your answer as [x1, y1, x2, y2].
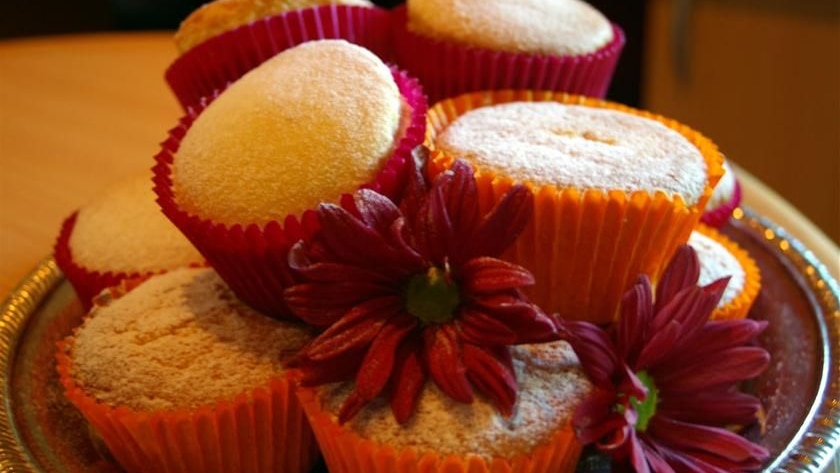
[405, 266, 460, 325]
[628, 371, 658, 432]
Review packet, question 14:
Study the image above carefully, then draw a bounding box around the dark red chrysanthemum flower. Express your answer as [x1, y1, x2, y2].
[558, 245, 771, 473]
[284, 150, 556, 423]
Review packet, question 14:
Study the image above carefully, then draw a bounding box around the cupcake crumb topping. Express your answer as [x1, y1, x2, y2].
[688, 231, 746, 305]
[435, 101, 708, 205]
[68, 267, 311, 411]
[319, 340, 591, 459]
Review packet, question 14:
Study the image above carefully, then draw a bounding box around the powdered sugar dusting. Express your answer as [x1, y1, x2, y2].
[689, 231, 746, 306]
[435, 102, 708, 205]
[319, 340, 591, 459]
[69, 268, 312, 411]
[407, 0, 613, 55]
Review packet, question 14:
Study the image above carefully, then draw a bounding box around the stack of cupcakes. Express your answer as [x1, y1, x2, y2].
[51, 0, 766, 472]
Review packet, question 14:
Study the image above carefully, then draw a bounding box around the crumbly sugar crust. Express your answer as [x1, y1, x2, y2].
[69, 267, 312, 411]
[407, 0, 613, 55]
[319, 340, 591, 459]
[689, 231, 746, 305]
[435, 101, 708, 205]
[173, 39, 402, 226]
[69, 175, 203, 273]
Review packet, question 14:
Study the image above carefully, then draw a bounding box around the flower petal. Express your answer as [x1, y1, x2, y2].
[459, 257, 535, 294]
[657, 391, 762, 426]
[440, 160, 480, 256]
[297, 349, 365, 386]
[318, 202, 417, 272]
[463, 344, 517, 416]
[667, 319, 767, 363]
[467, 184, 533, 260]
[390, 336, 427, 424]
[339, 315, 417, 423]
[616, 275, 654, 363]
[654, 346, 770, 392]
[654, 245, 700, 313]
[458, 307, 518, 345]
[648, 417, 770, 470]
[301, 297, 402, 361]
[284, 281, 390, 326]
[472, 293, 557, 343]
[573, 387, 629, 445]
[398, 145, 431, 221]
[354, 188, 403, 236]
[424, 324, 473, 403]
[288, 242, 395, 285]
[558, 320, 621, 389]
[412, 180, 453, 265]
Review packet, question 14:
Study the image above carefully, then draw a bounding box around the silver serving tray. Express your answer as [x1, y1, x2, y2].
[0, 208, 838, 472]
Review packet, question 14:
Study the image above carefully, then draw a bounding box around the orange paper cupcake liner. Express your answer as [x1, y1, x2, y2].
[296, 387, 582, 473]
[693, 224, 761, 321]
[56, 338, 319, 473]
[425, 90, 725, 324]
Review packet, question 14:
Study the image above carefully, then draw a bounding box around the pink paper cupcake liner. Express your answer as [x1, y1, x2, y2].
[153, 67, 427, 319]
[700, 177, 742, 228]
[54, 212, 144, 310]
[391, 5, 625, 104]
[166, 4, 393, 110]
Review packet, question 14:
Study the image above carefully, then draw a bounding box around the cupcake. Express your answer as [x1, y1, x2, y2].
[700, 159, 742, 228]
[154, 39, 427, 319]
[688, 224, 761, 321]
[53, 174, 204, 310]
[425, 90, 724, 324]
[56, 267, 318, 473]
[166, 0, 391, 109]
[392, 0, 625, 103]
[297, 341, 591, 473]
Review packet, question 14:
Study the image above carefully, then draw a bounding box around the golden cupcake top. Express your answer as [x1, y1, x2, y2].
[67, 267, 311, 411]
[688, 230, 746, 307]
[319, 340, 591, 459]
[172, 39, 404, 226]
[406, 0, 613, 55]
[69, 174, 203, 273]
[174, 0, 374, 53]
[434, 101, 709, 205]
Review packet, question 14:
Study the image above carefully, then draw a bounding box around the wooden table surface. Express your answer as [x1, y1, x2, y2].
[0, 31, 838, 471]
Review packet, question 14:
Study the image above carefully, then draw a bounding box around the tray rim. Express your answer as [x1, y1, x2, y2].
[0, 207, 837, 473]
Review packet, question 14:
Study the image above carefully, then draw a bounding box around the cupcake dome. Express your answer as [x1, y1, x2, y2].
[298, 340, 591, 473]
[165, 0, 391, 109]
[392, 0, 625, 102]
[57, 267, 318, 473]
[426, 90, 724, 324]
[156, 39, 427, 318]
[688, 225, 761, 320]
[173, 39, 403, 225]
[54, 175, 204, 309]
[174, 0, 375, 54]
[406, 0, 613, 55]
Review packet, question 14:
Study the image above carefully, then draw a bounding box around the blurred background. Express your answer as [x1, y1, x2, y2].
[0, 0, 837, 243]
